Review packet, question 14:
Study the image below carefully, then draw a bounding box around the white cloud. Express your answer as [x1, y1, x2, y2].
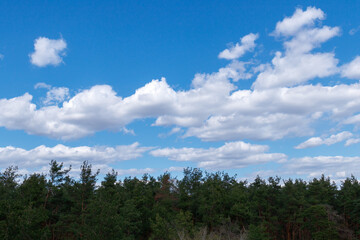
[34, 82, 70, 105]
[115, 168, 156, 176]
[180, 83, 360, 141]
[1, 7, 360, 144]
[273, 7, 324, 36]
[0, 142, 152, 170]
[253, 52, 338, 89]
[150, 141, 286, 169]
[0, 71, 237, 140]
[158, 127, 182, 138]
[0, 81, 174, 139]
[3, 77, 360, 142]
[218, 33, 258, 60]
[253, 7, 340, 89]
[34, 82, 51, 90]
[295, 131, 353, 149]
[341, 56, 360, 79]
[345, 138, 360, 146]
[2, 7, 360, 180]
[35, 83, 70, 106]
[344, 114, 360, 125]
[43, 87, 70, 105]
[184, 113, 313, 141]
[30, 37, 67, 67]
[295, 137, 322, 149]
[283, 26, 340, 55]
[284, 155, 360, 180]
[164, 166, 185, 172]
[349, 26, 360, 35]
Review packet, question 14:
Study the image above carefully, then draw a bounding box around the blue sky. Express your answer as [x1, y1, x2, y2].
[1, 0, 360, 181]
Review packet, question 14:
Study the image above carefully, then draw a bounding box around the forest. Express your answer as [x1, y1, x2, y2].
[0, 160, 360, 240]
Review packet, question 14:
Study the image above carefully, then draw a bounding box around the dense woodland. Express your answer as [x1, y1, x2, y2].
[0, 161, 360, 239]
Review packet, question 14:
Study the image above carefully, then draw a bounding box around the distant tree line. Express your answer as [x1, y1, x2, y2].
[0, 160, 360, 239]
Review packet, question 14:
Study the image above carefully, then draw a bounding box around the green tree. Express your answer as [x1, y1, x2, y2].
[177, 168, 204, 224]
[302, 205, 339, 240]
[0, 166, 21, 239]
[247, 224, 270, 240]
[45, 160, 72, 239]
[17, 173, 49, 239]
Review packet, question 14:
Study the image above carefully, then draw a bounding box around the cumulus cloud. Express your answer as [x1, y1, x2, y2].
[345, 138, 360, 146]
[341, 56, 360, 79]
[0, 142, 152, 170]
[283, 26, 340, 54]
[30, 37, 67, 67]
[150, 141, 286, 169]
[253, 52, 338, 89]
[1, 7, 360, 144]
[253, 7, 340, 89]
[273, 7, 324, 36]
[184, 113, 313, 141]
[295, 131, 353, 149]
[218, 33, 258, 60]
[343, 114, 360, 126]
[284, 155, 360, 180]
[0, 72, 235, 140]
[181, 83, 360, 141]
[0, 82, 172, 139]
[2, 7, 360, 180]
[43, 87, 70, 105]
[34, 82, 70, 105]
[3, 75, 360, 141]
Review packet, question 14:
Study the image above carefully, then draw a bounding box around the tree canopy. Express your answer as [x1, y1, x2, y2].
[0, 161, 359, 239]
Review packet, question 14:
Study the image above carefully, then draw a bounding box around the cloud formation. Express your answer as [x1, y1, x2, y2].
[253, 7, 340, 89]
[0, 142, 152, 170]
[150, 141, 286, 169]
[43, 87, 70, 105]
[284, 156, 360, 179]
[218, 33, 258, 60]
[30, 37, 67, 67]
[273, 7, 325, 37]
[341, 56, 360, 79]
[2, 74, 360, 141]
[0, 7, 358, 146]
[3, 6, 360, 181]
[345, 138, 360, 146]
[115, 168, 156, 176]
[295, 131, 353, 149]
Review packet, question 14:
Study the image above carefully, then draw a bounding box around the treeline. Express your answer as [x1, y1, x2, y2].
[0, 161, 360, 239]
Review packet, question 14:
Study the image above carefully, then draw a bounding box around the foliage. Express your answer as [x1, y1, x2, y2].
[0, 162, 359, 239]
